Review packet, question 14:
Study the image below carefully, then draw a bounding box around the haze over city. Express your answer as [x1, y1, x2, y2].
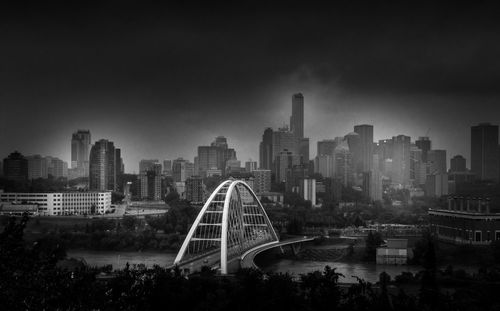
[2, 3, 500, 172]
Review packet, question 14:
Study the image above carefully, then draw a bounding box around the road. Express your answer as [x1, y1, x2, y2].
[240, 236, 316, 269]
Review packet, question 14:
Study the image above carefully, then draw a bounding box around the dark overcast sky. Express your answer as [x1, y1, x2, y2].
[1, 2, 500, 173]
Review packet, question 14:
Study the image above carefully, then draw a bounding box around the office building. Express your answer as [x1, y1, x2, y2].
[299, 137, 310, 163]
[27, 155, 48, 179]
[344, 132, 361, 174]
[317, 139, 337, 157]
[314, 154, 335, 178]
[285, 164, 308, 193]
[185, 176, 204, 204]
[139, 159, 159, 173]
[334, 140, 353, 186]
[172, 158, 193, 182]
[415, 137, 431, 163]
[0, 191, 111, 215]
[71, 130, 91, 178]
[252, 169, 271, 193]
[410, 145, 425, 185]
[426, 173, 449, 197]
[429, 197, 499, 245]
[471, 123, 499, 182]
[163, 159, 172, 176]
[450, 155, 467, 172]
[354, 124, 374, 172]
[299, 178, 316, 205]
[259, 128, 274, 170]
[139, 163, 162, 201]
[225, 158, 242, 174]
[89, 139, 117, 191]
[45, 157, 68, 179]
[428, 149, 447, 175]
[290, 93, 304, 139]
[392, 135, 411, 186]
[245, 160, 257, 172]
[274, 150, 301, 183]
[3, 151, 28, 182]
[197, 136, 236, 176]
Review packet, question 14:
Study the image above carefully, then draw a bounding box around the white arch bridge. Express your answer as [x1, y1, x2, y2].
[173, 179, 314, 275]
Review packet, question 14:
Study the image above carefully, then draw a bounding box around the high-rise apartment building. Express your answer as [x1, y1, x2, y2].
[471, 123, 499, 182]
[354, 124, 374, 172]
[290, 93, 304, 139]
[3, 151, 28, 182]
[71, 130, 91, 178]
[299, 178, 316, 205]
[89, 139, 117, 191]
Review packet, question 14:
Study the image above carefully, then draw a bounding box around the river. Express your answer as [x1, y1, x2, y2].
[66, 250, 431, 283]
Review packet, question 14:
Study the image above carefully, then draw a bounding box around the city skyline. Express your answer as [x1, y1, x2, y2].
[2, 3, 500, 173]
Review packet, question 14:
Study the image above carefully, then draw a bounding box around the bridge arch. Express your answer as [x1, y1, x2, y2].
[174, 179, 279, 274]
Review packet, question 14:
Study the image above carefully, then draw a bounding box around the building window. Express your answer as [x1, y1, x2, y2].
[475, 231, 482, 242]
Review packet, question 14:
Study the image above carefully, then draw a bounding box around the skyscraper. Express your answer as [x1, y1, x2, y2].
[415, 137, 431, 163]
[392, 135, 411, 186]
[334, 140, 353, 186]
[259, 128, 274, 170]
[354, 124, 374, 172]
[344, 132, 361, 173]
[71, 130, 91, 178]
[471, 123, 499, 182]
[274, 149, 301, 182]
[3, 151, 28, 182]
[89, 139, 117, 191]
[290, 93, 304, 139]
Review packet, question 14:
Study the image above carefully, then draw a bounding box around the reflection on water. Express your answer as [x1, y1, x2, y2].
[67, 250, 176, 270]
[67, 251, 476, 284]
[262, 259, 422, 283]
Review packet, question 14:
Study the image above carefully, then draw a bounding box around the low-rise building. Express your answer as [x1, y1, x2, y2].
[376, 239, 409, 265]
[0, 191, 111, 216]
[429, 196, 499, 245]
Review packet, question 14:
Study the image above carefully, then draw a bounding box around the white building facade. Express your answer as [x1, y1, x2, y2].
[0, 192, 112, 216]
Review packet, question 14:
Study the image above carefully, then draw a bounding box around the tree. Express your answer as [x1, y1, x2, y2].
[165, 191, 180, 203]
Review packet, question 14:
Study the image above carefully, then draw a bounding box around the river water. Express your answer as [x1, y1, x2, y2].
[67, 250, 430, 283]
